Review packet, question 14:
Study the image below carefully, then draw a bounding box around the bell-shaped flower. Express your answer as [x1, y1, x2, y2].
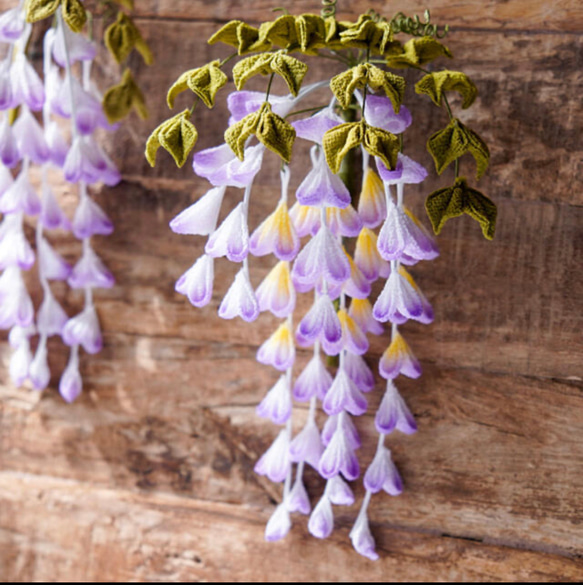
[297, 294, 343, 355]
[8, 323, 36, 347]
[72, 195, 113, 238]
[170, 186, 226, 236]
[64, 136, 121, 186]
[0, 115, 19, 166]
[59, 350, 82, 403]
[348, 298, 384, 335]
[175, 254, 214, 308]
[0, 170, 40, 215]
[364, 445, 403, 496]
[358, 167, 386, 228]
[44, 120, 69, 168]
[41, 182, 71, 230]
[293, 350, 332, 402]
[326, 204, 362, 237]
[257, 321, 295, 371]
[44, 59, 64, 117]
[354, 227, 384, 282]
[349, 510, 379, 561]
[362, 93, 411, 135]
[256, 375, 292, 424]
[292, 224, 350, 287]
[205, 202, 249, 262]
[286, 475, 311, 515]
[250, 200, 299, 261]
[68, 246, 114, 289]
[81, 136, 121, 186]
[289, 201, 319, 237]
[319, 418, 360, 480]
[375, 380, 417, 435]
[37, 288, 69, 337]
[377, 152, 428, 186]
[29, 342, 50, 391]
[218, 268, 259, 322]
[52, 23, 97, 67]
[264, 502, 291, 542]
[308, 494, 334, 539]
[193, 143, 264, 188]
[0, 224, 35, 270]
[0, 268, 34, 328]
[0, 8, 25, 43]
[322, 412, 361, 450]
[296, 147, 350, 208]
[10, 52, 44, 111]
[379, 331, 422, 380]
[326, 475, 355, 506]
[343, 253, 371, 300]
[62, 305, 103, 354]
[344, 352, 375, 393]
[293, 106, 344, 144]
[289, 417, 323, 468]
[337, 309, 369, 355]
[322, 366, 368, 416]
[9, 338, 31, 386]
[255, 261, 296, 318]
[13, 107, 49, 164]
[38, 236, 71, 281]
[254, 429, 290, 483]
[228, 91, 294, 125]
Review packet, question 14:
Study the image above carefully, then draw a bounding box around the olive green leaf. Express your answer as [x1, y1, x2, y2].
[134, 35, 153, 66]
[427, 118, 490, 179]
[386, 36, 453, 68]
[255, 103, 296, 163]
[339, 14, 381, 50]
[366, 66, 406, 113]
[259, 14, 297, 48]
[112, 0, 134, 9]
[416, 70, 478, 109]
[103, 69, 148, 124]
[232, 53, 275, 90]
[425, 177, 497, 239]
[295, 13, 326, 53]
[363, 124, 400, 170]
[146, 109, 197, 168]
[167, 60, 227, 109]
[330, 65, 367, 109]
[323, 122, 364, 173]
[224, 105, 264, 160]
[25, 0, 60, 24]
[61, 0, 86, 32]
[208, 20, 271, 55]
[104, 12, 138, 64]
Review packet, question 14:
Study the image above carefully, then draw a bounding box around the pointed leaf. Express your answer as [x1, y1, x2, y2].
[256, 104, 296, 163]
[271, 52, 308, 96]
[224, 105, 264, 160]
[322, 121, 363, 173]
[367, 65, 406, 113]
[102, 69, 148, 123]
[416, 70, 477, 109]
[104, 12, 139, 64]
[232, 53, 275, 91]
[26, 0, 60, 24]
[386, 36, 453, 68]
[146, 110, 197, 168]
[259, 14, 297, 48]
[61, 0, 86, 32]
[171, 60, 228, 109]
[363, 124, 399, 170]
[330, 64, 368, 109]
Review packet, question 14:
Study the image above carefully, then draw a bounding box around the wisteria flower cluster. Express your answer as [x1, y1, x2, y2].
[148, 3, 496, 560]
[0, 0, 149, 401]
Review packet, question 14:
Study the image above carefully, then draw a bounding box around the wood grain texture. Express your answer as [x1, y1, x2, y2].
[1, 0, 582, 581]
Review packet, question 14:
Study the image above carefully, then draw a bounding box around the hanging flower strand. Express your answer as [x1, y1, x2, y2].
[149, 1, 496, 560]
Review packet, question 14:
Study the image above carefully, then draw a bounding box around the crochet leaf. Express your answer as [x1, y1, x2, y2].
[330, 65, 367, 109]
[146, 110, 197, 168]
[61, 0, 86, 33]
[208, 20, 271, 54]
[366, 66, 406, 113]
[271, 52, 308, 96]
[295, 14, 327, 53]
[322, 122, 363, 173]
[255, 104, 296, 163]
[363, 124, 400, 171]
[260, 15, 298, 48]
[167, 61, 228, 109]
[386, 36, 453, 68]
[416, 70, 478, 109]
[104, 12, 139, 64]
[103, 69, 148, 124]
[232, 53, 274, 90]
[338, 14, 392, 53]
[25, 0, 60, 24]
[224, 105, 264, 160]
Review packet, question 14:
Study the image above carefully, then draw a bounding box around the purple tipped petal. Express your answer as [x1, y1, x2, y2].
[59, 351, 82, 403]
[286, 476, 311, 515]
[321, 412, 361, 450]
[375, 380, 417, 435]
[170, 186, 226, 236]
[344, 352, 375, 393]
[293, 107, 344, 144]
[29, 343, 50, 391]
[68, 246, 113, 289]
[264, 503, 291, 542]
[37, 288, 68, 337]
[175, 254, 214, 308]
[72, 195, 113, 238]
[63, 306, 103, 355]
[326, 475, 355, 506]
[13, 108, 49, 164]
[377, 152, 427, 185]
[318, 420, 360, 481]
[308, 495, 334, 539]
[322, 367, 368, 416]
[205, 202, 249, 262]
[218, 268, 259, 322]
[289, 417, 323, 468]
[9, 339, 31, 386]
[256, 375, 292, 424]
[254, 429, 290, 483]
[11, 52, 44, 111]
[297, 294, 342, 351]
[364, 94, 411, 135]
[293, 352, 333, 402]
[350, 511, 379, 561]
[0, 171, 40, 216]
[39, 237, 71, 281]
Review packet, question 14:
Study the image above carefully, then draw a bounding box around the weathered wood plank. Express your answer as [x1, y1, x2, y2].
[1, 472, 582, 582]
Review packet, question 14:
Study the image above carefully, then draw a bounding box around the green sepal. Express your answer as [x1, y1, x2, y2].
[366, 66, 406, 113]
[25, 0, 60, 24]
[146, 110, 197, 168]
[102, 69, 148, 124]
[208, 20, 271, 55]
[322, 121, 363, 173]
[61, 0, 86, 32]
[259, 15, 298, 48]
[425, 177, 497, 239]
[232, 53, 275, 90]
[295, 14, 327, 53]
[224, 105, 264, 160]
[104, 12, 139, 64]
[386, 36, 453, 68]
[427, 118, 490, 179]
[416, 70, 478, 109]
[363, 124, 400, 170]
[167, 60, 228, 109]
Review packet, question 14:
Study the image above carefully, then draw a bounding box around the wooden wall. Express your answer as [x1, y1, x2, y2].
[1, 1, 582, 581]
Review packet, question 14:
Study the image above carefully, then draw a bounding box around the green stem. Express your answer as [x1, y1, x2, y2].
[285, 105, 327, 119]
[220, 52, 238, 68]
[265, 72, 275, 102]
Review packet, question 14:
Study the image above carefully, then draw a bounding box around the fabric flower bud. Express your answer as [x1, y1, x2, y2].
[289, 202, 319, 238]
[358, 167, 386, 228]
[349, 511, 379, 561]
[289, 417, 323, 469]
[344, 352, 375, 393]
[264, 503, 291, 542]
[9, 339, 31, 386]
[63, 305, 103, 354]
[59, 351, 82, 403]
[13, 108, 49, 164]
[82, 137, 121, 186]
[322, 412, 361, 450]
[41, 182, 71, 230]
[0, 268, 33, 328]
[254, 429, 290, 483]
[364, 446, 404, 496]
[72, 195, 113, 238]
[68, 246, 114, 289]
[0, 226, 35, 270]
[348, 298, 383, 336]
[319, 419, 360, 480]
[0, 59, 13, 111]
[257, 321, 295, 371]
[218, 268, 259, 322]
[343, 253, 371, 300]
[326, 204, 363, 237]
[250, 200, 299, 261]
[0, 8, 25, 43]
[205, 202, 249, 262]
[373, 268, 426, 324]
[0, 115, 19, 166]
[337, 309, 369, 355]
[169, 185, 226, 236]
[193, 143, 264, 188]
[37, 288, 69, 337]
[0, 171, 41, 215]
[293, 351, 333, 402]
[45, 120, 69, 168]
[377, 152, 427, 185]
[354, 228, 384, 282]
[256, 375, 292, 424]
[379, 331, 422, 380]
[297, 294, 343, 355]
[375, 380, 417, 435]
[363, 94, 411, 135]
[286, 475, 311, 515]
[10, 52, 44, 111]
[308, 495, 334, 539]
[38, 236, 71, 281]
[63, 136, 101, 184]
[255, 261, 296, 318]
[175, 254, 214, 308]
[29, 343, 50, 391]
[8, 323, 36, 348]
[322, 366, 368, 417]
[326, 475, 355, 506]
